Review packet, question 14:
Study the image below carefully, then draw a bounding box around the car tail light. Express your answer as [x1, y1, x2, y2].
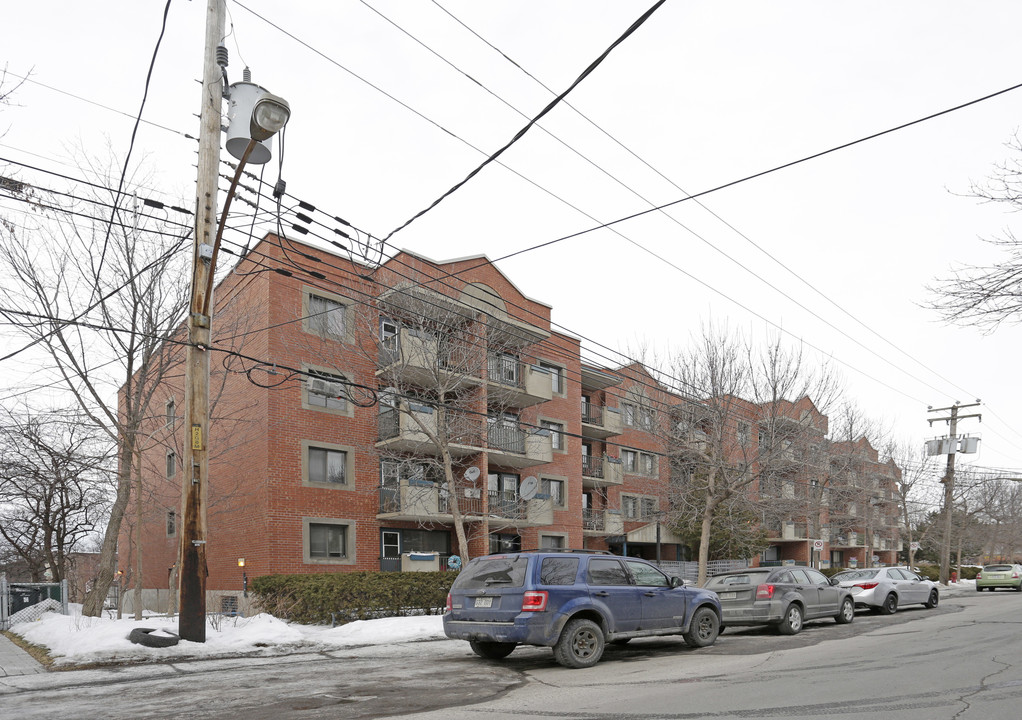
[522, 590, 548, 612]
[445, 593, 452, 613]
[977, 572, 982, 579]
[855, 582, 879, 590]
[1013, 572, 1020, 579]
[756, 584, 775, 599]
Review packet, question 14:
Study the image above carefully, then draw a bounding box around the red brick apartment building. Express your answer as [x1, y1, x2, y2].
[123, 234, 901, 609]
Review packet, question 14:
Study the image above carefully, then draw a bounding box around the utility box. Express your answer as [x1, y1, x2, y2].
[401, 552, 439, 572]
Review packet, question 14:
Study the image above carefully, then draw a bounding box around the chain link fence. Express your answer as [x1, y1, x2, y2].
[0, 574, 69, 630]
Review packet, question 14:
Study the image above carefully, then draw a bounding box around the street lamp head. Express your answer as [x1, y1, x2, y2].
[237, 558, 246, 568]
[250, 93, 290, 142]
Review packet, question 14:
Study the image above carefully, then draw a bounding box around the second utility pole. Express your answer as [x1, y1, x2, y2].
[928, 402, 981, 585]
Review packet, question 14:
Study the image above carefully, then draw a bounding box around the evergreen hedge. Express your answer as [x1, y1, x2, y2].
[250, 571, 457, 626]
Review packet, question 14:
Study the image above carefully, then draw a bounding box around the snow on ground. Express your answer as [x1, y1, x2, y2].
[9, 605, 447, 667]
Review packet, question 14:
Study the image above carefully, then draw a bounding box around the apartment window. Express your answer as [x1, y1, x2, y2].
[306, 291, 347, 339]
[166, 450, 176, 478]
[621, 449, 637, 473]
[639, 407, 654, 431]
[165, 397, 176, 430]
[642, 452, 656, 476]
[541, 478, 565, 507]
[622, 494, 658, 520]
[306, 370, 348, 412]
[309, 522, 347, 558]
[541, 420, 565, 451]
[489, 533, 521, 554]
[540, 534, 566, 550]
[308, 446, 347, 485]
[622, 403, 636, 426]
[166, 510, 176, 537]
[538, 361, 564, 395]
[737, 422, 750, 447]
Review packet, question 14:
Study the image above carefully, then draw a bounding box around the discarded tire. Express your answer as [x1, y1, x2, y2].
[128, 627, 180, 648]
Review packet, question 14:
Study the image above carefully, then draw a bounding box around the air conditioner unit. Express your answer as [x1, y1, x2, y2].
[309, 378, 342, 398]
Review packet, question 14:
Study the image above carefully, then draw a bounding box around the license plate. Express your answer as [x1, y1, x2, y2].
[719, 592, 736, 600]
[474, 596, 493, 608]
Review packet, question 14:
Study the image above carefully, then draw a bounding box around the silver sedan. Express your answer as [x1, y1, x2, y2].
[830, 566, 939, 614]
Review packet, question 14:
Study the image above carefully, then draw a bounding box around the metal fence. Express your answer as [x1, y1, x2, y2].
[657, 559, 750, 584]
[0, 575, 69, 630]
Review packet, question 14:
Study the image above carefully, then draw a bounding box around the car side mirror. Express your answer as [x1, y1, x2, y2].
[829, 577, 840, 586]
[670, 576, 684, 588]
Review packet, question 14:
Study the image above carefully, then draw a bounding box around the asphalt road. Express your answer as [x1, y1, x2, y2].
[1, 591, 1020, 719]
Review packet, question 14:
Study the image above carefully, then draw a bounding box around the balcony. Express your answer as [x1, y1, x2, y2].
[581, 454, 624, 488]
[831, 532, 861, 548]
[486, 355, 553, 408]
[581, 402, 622, 439]
[377, 328, 481, 390]
[487, 422, 553, 469]
[582, 508, 624, 536]
[376, 403, 482, 457]
[485, 490, 554, 526]
[378, 480, 485, 522]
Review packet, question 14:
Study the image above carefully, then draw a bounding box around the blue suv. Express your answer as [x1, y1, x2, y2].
[443, 550, 722, 668]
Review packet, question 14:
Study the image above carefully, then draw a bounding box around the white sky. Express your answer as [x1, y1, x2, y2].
[3, 1, 1022, 473]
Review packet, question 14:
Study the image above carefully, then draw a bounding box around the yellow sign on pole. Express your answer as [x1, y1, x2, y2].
[191, 424, 203, 450]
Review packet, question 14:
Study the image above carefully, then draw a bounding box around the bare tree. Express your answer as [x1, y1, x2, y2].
[354, 277, 554, 563]
[0, 150, 191, 615]
[663, 327, 838, 584]
[929, 134, 1022, 329]
[886, 440, 941, 568]
[0, 406, 110, 582]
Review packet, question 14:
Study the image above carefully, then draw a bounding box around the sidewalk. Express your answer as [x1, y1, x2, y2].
[0, 632, 45, 676]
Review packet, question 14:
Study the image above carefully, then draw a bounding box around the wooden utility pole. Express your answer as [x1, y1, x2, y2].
[928, 402, 981, 586]
[179, 0, 225, 643]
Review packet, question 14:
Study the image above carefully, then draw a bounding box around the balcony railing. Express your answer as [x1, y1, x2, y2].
[582, 507, 604, 531]
[488, 422, 525, 455]
[379, 481, 485, 516]
[488, 489, 523, 519]
[487, 354, 524, 389]
[582, 400, 603, 427]
[582, 454, 603, 479]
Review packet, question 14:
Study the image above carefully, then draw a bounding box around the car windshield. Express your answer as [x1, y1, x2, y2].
[705, 571, 771, 589]
[453, 556, 529, 589]
[833, 569, 880, 581]
[984, 565, 1013, 572]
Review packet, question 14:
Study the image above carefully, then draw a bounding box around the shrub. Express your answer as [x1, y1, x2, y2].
[250, 571, 457, 626]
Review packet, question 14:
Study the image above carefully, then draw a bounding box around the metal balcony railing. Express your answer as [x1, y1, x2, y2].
[582, 454, 603, 478]
[488, 490, 523, 518]
[581, 400, 603, 427]
[582, 507, 605, 531]
[487, 354, 524, 389]
[488, 422, 525, 454]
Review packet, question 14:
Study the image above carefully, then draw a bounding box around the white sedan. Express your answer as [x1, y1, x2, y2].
[830, 566, 940, 614]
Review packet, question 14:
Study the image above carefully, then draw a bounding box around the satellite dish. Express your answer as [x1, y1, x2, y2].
[464, 466, 480, 482]
[520, 476, 539, 501]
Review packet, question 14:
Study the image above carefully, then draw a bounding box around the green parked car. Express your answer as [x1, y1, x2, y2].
[976, 564, 1022, 592]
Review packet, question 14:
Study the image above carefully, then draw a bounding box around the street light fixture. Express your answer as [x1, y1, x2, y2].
[237, 558, 248, 598]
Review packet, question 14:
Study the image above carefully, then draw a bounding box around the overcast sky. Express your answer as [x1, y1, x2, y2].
[3, 1, 1022, 473]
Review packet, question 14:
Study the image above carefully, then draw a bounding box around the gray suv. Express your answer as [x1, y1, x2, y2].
[443, 550, 722, 668]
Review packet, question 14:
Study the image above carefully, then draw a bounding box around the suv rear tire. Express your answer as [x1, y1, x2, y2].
[554, 618, 605, 669]
[469, 639, 516, 660]
[682, 607, 719, 647]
